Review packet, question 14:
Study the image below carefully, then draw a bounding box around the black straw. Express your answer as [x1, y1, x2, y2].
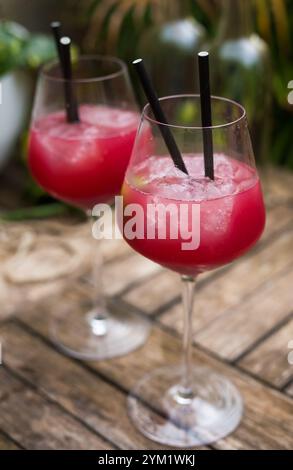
[50, 21, 62, 64]
[198, 51, 214, 180]
[133, 59, 188, 175]
[59, 37, 79, 123]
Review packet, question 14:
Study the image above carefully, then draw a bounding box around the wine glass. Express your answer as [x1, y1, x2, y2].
[28, 55, 150, 360]
[122, 94, 266, 447]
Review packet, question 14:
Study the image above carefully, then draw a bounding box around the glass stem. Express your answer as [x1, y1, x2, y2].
[180, 275, 196, 401]
[87, 214, 109, 336]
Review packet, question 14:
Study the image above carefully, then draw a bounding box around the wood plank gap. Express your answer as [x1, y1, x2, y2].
[13, 302, 293, 448]
[190, 262, 293, 339]
[0, 317, 18, 328]
[235, 365, 291, 395]
[3, 320, 210, 450]
[105, 251, 141, 267]
[16, 299, 290, 401]
[154, 222, 293, 320]
[233, 311, 293, 364]
[2, 362, 119, 451]
[150, 307, 288, 396]
[0, 428, 24, 450]
[118, 216, 293, 311]
[153, 267, 230, 319]
[13, 317, 132, 398]
[114, 269, 164, 298]
[281, 377, 293, 393]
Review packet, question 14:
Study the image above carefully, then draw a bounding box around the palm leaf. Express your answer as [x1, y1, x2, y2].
[85, 0, 219, 54]
[255, 0, 272, 41]
[270, 0, 290, 53]
[84, 0, 119, 51]
[106, 0, 139, 52]
[192, 0, 218, 21]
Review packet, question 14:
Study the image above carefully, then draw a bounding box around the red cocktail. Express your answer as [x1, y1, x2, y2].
[28, 55, 150, 361]
[123, 94, 266, 447]
[29, 105, 139, 209]
[123, 153, 265, 275]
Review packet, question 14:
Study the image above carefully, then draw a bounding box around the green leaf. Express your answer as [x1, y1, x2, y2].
[21, 34, 57, 69]
[0, 20, 29, 75]
[0, 203, 69, 221]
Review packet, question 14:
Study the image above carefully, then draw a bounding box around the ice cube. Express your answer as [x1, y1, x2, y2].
[80, 105, 138, 131]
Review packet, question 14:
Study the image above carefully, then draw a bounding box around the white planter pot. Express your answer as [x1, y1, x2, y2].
[0, 69, 33, 169]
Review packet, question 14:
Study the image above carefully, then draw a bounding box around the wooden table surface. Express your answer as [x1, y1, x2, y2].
[0, 167, 292, 450]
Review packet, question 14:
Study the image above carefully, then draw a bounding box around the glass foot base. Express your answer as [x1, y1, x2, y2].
[50, 303, 150, 360]
[128, 366, 243, 447]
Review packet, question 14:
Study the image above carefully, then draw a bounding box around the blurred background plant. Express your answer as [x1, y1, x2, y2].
[84, 0, 292, 167]
[256, 0, 293, 167]
[0, 20, 57, 73]
[0, 0, 292, 219]
[0, 19, 62, 216]
[0, 15, 80, 219]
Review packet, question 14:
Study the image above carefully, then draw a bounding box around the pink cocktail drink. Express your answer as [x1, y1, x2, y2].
[122, 154, 265, 276]
[29, 104, 140, 210]
[26, 55, 152, 362]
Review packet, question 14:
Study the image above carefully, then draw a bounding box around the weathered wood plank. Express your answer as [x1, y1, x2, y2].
[262, 166, 293, 207]
[121, 205, 292, 315]
[262, 205, 293, 239]
[0, 220, 89, 319]
[91, 323, 293, 450]
[121, 270, 181, 315]
[0, 219, 133, 319]
[1, 202, 290, 323]
[0, 158, 292, 452]
[92, 202, 293, 308]
[160, 230, 293, 355]
[99, 238, 133, 264]
[285, 381, 293, 397]
[103, 253, 162, 296]
[193, 266, 293, 361]
[0, 321, 178, 450]
[0, 432, 20, 450]
[0, 369, 112, 450]
[239, 318, 293, 388]
[20, 301, 293, 450]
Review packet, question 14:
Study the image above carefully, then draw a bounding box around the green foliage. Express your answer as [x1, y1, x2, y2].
[84, 0, 152, 58]
[21, 34, 57, 69]
[0, 21, 29, 75]
[256, 0, 293, 167]
[0, 203, 69, 221]
[86, 0, 293, 168]
[0, 20, 57, 76]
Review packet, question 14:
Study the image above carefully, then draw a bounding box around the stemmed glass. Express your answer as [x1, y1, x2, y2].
[122, 94, 266, 447]
[28, 55, 150, 360]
